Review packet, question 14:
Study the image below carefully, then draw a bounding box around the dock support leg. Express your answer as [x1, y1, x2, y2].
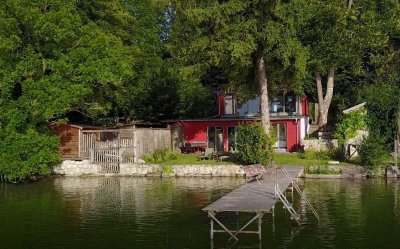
[230, 212, 264, 241]
[210, 218, 214, 240]
[208, 211, 239, 241]
[272, 205, 275, 233]
[258, 214, 263, 241]
[272, 205, 275, 218]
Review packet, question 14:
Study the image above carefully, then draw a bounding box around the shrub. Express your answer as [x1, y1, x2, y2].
[359, 133, 388, 171]
[305, 165, 341, 175]
[235, 123, 275, 165]
[334, 110, 367, 146]
[161, 165, 173, 174]
[298, 149, 334, 160]
[143, 148, 177, 163]
[0, 129, 60, 183]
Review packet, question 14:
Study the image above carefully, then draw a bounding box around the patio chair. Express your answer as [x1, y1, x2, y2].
[184, 143, 194, 154]
[200, 148, 214, 160]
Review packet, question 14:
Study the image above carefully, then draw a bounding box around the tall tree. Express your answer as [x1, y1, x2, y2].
[0, 0, 137, 181]
[170, 0, 308, 133]
[301, 0, 392, 128]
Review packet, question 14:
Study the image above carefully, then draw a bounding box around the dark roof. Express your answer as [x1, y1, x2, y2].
[164, 114, 306, 123]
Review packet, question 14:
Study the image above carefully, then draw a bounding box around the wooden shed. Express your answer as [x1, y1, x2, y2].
[49, 123, 101, 159]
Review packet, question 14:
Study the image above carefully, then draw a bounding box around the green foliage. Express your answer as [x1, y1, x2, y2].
[364, 84, 400, 145]
[301, 0, 390, 72]
[143, 148, 177, 163]
[235, 124, 275, 165]
[170, 0, 309, 104]
[304, 165, 341, 175]
[298, 149, 334, 161]
[359, 133, 388, 171]
[334, 110, 367, 145]
[161, 165, 173, 174]
[0, 129, 60, 183]
[0, 0, 136, 181]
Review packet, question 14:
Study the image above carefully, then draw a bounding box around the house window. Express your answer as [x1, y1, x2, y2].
[270, 92, 298, 114]
[224, 94, 237, 115]
[285, 93, 297, 114]
[207, 126, 224, 152]
[228, 127, 236, 152]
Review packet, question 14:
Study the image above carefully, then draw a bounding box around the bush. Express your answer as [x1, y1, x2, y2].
[334, 110, 367, 146]
[305, 165, 341, 175]
[298, 149, 334, 160]
[143, 148, 177, 163]
[0, 129, 61, 183]
[235, 123, 275, 165]
[359, 133, 388, 171]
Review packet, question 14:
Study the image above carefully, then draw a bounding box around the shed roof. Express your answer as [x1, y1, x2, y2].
[342, 102, 366, 114]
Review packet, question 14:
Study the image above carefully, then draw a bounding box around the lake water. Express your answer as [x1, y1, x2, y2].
[1, 177, 400, 249]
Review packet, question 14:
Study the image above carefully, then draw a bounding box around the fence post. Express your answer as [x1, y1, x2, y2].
[90, 148, 94, 164]
[133, 125, 138, 163]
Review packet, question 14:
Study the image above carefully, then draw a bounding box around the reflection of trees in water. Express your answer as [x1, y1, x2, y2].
[54, 177, 244, 223]
[284, 179, 400, 249]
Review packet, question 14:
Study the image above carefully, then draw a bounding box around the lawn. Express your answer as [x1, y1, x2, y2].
[144, 150, 353, 167]
[274, 153, 330, 166]
[156, 153, 236, 165]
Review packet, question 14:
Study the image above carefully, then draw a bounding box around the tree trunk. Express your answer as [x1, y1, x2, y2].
[316, 67, 335, 128]
[257, 52, 270, 134]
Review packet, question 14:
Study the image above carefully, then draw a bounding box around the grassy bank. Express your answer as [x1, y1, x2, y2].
[274, 153, 330, 166]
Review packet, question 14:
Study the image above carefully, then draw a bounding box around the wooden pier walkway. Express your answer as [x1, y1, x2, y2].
[202, 166, 304, 241]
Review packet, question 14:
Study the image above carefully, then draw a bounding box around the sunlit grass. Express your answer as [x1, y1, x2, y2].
[274, 153, 329, 166]
[161, 153, 235, 165]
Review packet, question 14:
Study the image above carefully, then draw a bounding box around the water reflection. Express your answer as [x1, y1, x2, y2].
[1, 177, 400, 249]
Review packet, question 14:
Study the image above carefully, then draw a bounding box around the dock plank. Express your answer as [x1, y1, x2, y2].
[202, 166, 303, 213]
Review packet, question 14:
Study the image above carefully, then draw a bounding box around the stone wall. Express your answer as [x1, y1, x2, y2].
[53, 160, 100, 176]
[54, 160, 245, 177]
[303, 139, 338, 151]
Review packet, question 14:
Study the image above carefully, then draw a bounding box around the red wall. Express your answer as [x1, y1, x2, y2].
[218, 94, 225, 115]
[301, 98, 309, 116]
[285, 119, 300, 152]
[180, 119, 301, 152]
[183, 120, 241, 152]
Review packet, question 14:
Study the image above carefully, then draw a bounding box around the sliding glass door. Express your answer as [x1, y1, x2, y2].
[272, 124, 287, 149]
[207, 127, 224, 152]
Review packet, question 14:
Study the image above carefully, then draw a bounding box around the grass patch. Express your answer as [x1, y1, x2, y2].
[166, 154, 235, 165]
[274, 153, 329, 166]
[143, 151, 236, 165]
[304, 165, 342, 175]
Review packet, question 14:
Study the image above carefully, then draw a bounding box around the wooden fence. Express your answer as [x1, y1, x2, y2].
[135, 128, 172, 159]
[79, 127, 171, 173]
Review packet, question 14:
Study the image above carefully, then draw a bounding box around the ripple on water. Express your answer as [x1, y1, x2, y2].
[1, 177, 400, 249]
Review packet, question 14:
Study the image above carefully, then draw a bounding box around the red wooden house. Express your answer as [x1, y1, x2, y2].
[171, 92, 310, 153]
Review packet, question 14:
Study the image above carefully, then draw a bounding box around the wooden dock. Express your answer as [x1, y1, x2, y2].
[202, 166, 305, 241]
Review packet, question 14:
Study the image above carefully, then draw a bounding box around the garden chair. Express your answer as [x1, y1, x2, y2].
[184, 143, 194, 154]
[200, 148, 214, 160]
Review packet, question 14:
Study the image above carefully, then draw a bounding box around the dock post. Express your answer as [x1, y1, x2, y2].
[210, 217, 214, 240]
[258, 214, 263, 241]
[272, 205, 275, 218]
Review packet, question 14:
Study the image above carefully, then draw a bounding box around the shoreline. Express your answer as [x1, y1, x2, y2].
[52, 160, 398, 179]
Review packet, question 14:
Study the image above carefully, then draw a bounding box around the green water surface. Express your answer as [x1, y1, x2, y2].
[1, 177, 399, 249]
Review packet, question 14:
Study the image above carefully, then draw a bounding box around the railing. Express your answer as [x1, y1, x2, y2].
[275, 185, 301, 225]
[280, 167, 320, 221]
